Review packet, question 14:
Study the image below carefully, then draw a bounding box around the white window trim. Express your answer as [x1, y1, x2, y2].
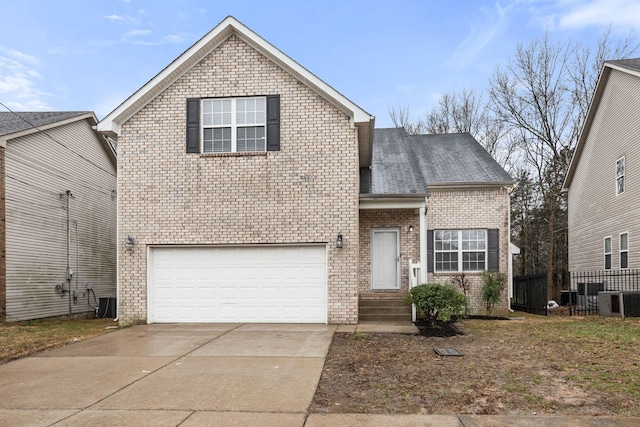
[616, 156, 625, 196]
[620, 232, 629, 269]
[434, 229, 487, 272]
[201, 96, 266, 153]
[604, 236, 612, 270]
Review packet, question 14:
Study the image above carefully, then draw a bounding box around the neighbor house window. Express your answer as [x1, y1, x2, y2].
[604, 236, 612, 270]
[435, 229, 486, 272]
[620, 232, 629, 269]
[616, 156, 625, 195]
[202, 97, 266, 153]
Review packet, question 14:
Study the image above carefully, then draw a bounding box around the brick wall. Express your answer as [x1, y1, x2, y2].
[427, 188, 511, 316]
[117, 35, 360, 324]
[358, 209, 420, 298]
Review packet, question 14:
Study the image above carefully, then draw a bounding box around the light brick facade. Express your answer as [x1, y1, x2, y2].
[356, 189, 511, 316]
[117, 35, 360, 324]
[426, 188, 511, 316]
[358, 209, 420, 298]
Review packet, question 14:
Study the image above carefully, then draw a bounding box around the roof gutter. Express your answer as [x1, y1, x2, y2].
[359, 193, 428, 210]
[425, 182, 513, 190]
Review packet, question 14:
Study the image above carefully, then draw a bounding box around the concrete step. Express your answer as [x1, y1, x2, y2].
[358, 299, 412, 322]
[358, 313, 412, 322]
[359, 306, 411, 315]
[359, 299, 408, 308]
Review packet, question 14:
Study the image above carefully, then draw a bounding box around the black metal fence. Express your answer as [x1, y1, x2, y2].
[512, 273, 548, 316]
[568, 269, 640, 315]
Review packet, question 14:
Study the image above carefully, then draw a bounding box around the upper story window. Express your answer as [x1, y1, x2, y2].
[620, 232, 629, 269]
[604, 236, 612, 270]
[435, 229, 486, 272]
[202, 97, 266, 153]
[616, 156, 625, 195]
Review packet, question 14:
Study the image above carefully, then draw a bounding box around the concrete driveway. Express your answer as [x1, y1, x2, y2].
[0, 323, 336, 427]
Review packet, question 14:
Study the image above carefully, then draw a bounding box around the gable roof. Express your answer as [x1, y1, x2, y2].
[0, 110, 116, 165]
[97, 16, 375, 166]
[563, 58, 640, 190]
[361, 128, 513, 195]
[0, 111, 92, 138]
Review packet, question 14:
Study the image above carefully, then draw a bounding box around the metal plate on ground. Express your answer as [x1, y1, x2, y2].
[434, 348, 464, 356]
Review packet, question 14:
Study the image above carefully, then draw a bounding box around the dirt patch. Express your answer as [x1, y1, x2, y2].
[311, 315, 640, 416]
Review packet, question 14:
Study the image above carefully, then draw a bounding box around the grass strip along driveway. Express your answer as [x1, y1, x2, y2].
[0, 316, 115, 364]
[311, 314, 640, 416]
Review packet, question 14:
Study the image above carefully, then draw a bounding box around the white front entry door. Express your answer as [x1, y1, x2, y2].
[372, 229, 400, 289]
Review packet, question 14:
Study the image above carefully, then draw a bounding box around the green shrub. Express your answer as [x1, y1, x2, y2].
[406, 283, 468, 324]
[481, 271, 507, 315]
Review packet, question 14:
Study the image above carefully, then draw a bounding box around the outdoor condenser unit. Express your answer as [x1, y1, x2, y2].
[598, 291, 640, 318]
[98, 297, 117, 319]
[577, 282, 605, 311]
[598, 291, 621, 317]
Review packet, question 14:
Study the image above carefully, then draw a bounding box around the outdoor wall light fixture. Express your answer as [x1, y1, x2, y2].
[336, 233, 343, 249]
[409, 225, 414, 233]
[125, 235, 135, 253]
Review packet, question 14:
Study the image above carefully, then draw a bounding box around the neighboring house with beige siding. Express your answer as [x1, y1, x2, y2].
[563, 59, 640, 275]
[97, 16, 512, 325]
[0, 111, 117, 321]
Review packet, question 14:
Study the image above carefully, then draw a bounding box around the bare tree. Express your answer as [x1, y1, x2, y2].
[390, 89, 516, 170]
[490, 31, 637, 299]
[388, 105, 425, 134]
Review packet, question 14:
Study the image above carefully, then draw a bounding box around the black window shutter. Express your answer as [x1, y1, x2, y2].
[266, 95, 280, 151]
[488, 229, 499, 271]
[427, 230, 434, 273]
[186, 98, 200, 153]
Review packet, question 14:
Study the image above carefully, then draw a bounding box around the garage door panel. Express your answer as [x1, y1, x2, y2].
[149, 245, 326, 323]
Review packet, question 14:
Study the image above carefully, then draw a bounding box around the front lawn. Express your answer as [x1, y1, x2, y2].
[311, 314, 640, 416]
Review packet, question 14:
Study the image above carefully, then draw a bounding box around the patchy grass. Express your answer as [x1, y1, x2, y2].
[0, 315, 117, 364]
[312, 313, 640, 416]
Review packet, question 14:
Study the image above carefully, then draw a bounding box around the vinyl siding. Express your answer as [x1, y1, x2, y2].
[568, 69, 640, 272]
[5, 119, 116, 321]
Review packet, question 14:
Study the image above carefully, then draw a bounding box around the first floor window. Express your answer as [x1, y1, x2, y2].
[620, 232, 629, 269]
[435, 229, 486, 272]
[604, 236, 612, 270]
[202, 97, 266, 153]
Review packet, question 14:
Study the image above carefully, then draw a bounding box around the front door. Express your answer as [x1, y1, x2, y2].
[372, 229, 400, 289]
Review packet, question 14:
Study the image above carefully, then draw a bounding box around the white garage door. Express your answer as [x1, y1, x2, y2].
[148, 245, 327, 323]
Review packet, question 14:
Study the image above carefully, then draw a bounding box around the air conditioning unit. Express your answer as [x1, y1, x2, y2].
[577, 282, 605, 311]
[599, 291, 640, 318]
[598, 291, 622, 317]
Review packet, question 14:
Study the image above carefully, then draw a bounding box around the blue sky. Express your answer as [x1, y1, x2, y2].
[1, 0, 639, 127]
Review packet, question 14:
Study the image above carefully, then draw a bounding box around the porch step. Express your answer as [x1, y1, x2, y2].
[359, 298, 412, 322]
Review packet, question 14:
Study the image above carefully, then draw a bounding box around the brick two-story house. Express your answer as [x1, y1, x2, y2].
[98, 16, 512, 325]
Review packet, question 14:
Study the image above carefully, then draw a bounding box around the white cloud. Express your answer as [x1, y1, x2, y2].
[531, 0, 640, 30]
[102, 14, 139, 24]
[163, 34, 184, 43]
[127, 29, 152, 37]
[103, 14, 124, 21]
[558, 0, 640, 29]
[448, 3, 511, 69]
[0, 49, 51, 110]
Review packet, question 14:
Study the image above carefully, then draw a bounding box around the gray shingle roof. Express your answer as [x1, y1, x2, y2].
[362, 128, 513, 194]
[607, 58, 640, 73]
[0, 111, 90, 137]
